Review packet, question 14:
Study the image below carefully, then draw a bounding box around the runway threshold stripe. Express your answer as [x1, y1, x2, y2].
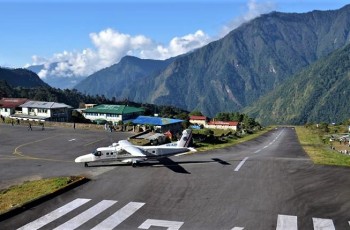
[91, 202, 145, 230]
[312, 218, 335, 230]
[139, 219, 184, 230]
[17, 198, 91, 230]
[234, 157, 249, 172]
[53, 200, 117, 230]
[276, 215, 297, 230]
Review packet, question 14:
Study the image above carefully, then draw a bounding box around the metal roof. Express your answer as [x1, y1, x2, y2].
[84, 104, 144, 115]
[0, 98, 28, 108]
[132, 116, 183, 126]
[208, 121, 239, 126]
[20, 100, 73, 109]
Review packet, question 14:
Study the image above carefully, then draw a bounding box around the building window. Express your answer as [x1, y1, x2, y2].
[38, 109, 47, 113]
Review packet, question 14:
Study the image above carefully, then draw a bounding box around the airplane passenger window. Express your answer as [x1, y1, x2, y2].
[106, 152, 109, 155]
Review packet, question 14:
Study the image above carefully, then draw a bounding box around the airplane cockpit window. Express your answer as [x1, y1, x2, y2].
[93, 151, 102, 156]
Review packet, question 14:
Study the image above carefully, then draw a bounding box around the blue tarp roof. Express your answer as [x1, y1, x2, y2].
[132, 116, 183, 126]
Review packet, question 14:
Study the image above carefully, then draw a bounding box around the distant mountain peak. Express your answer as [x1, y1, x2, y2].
[75, 4, 350, 123]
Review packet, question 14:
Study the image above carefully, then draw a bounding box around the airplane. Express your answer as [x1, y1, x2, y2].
[75, 129, 196, 167]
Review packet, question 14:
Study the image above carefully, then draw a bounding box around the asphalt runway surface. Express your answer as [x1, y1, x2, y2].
[0, 124, 349, 229]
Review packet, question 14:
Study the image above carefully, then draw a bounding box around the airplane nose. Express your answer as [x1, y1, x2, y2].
[75, 156, 83, 163]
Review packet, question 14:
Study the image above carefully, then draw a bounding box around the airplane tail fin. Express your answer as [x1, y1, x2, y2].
[177, 129, 192, 147]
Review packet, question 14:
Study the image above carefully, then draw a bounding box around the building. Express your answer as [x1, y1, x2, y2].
[0, 98, 28, 117]
[83, 104, 144, 124]
[131, 115, 183, 134]
[189, 115, 208, 126]
[206, 121, 239, 131]
[10, 100, 73, 122]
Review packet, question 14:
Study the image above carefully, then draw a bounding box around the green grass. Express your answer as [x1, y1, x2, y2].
[194, 127, 273, 151]
[295, 126, 350, 167]
[0, 176, 83, 214]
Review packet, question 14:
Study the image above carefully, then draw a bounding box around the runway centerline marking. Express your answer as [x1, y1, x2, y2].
[234, 157, 249, 172]
[253, 130, 284, 154]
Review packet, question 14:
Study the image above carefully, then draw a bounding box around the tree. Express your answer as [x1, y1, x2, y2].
[189, 110, 203, 116]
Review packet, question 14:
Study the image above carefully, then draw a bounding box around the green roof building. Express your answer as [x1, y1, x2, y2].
[83, 104, 144, 124]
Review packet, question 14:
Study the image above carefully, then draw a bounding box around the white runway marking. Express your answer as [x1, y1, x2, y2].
[139, 219, 184, 230]
[17, 198, 91, 230]
[276, 214, 297, 230]
[91, 202, 145, 230]
[231, 227, 244, 230]
[312, 218, 335, 230]
[234, 157, 249, 172]
[68, 139, 76, 141]
[253, 130, 284, 154]
[53, 200, 117, 230]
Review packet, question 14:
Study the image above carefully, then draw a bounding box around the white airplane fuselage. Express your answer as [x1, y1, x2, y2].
[75, 145, 191, 163]
[75, 129, 195, 166]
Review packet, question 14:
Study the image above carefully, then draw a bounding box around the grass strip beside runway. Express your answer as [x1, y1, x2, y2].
[295, 126, 350, 167]
[0, 176, 84, 215]
[195, 127, 273, 151]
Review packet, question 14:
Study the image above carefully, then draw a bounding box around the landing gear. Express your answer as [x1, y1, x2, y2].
[131, 160, 139, 167]
[84, 162, 88, 167]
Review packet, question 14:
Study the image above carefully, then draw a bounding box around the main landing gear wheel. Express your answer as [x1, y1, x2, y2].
[84, 162, 88, 167]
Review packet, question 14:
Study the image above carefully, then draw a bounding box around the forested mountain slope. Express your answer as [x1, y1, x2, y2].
[0, 67, 49, 88]
[244, 43, 350, 125]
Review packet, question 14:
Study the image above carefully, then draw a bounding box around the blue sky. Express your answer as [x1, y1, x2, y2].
[0, 0, 348, 78]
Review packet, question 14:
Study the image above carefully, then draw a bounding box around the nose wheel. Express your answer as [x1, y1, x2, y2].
[131, 160, 139, 167]
[84, 162, 88, 167]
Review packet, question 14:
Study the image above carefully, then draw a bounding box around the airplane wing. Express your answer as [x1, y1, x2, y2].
[118, 140, 133, 146]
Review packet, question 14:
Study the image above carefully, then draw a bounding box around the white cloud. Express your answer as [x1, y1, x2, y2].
[220, 0, 276, 37]
[30, 28, 211, 78]
[28, 0, 275, 80]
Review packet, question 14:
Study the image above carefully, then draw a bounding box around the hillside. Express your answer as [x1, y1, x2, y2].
[74, 56, 174, 98]
[0, 67, 49, 88]
[244, 43, 350, 125]
[74, 4, 350, 120]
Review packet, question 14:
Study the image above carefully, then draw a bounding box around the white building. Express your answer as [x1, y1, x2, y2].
[11, 100, 73, 122]
[205, 121, 239, 131]
[0, 98, 28, 117]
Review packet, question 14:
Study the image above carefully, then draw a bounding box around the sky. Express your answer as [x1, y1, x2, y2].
[0, 0, 349, 79]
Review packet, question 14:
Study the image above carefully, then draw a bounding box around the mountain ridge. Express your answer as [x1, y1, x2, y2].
[0, 67, 49, 88]
[244, 42, 350, 125]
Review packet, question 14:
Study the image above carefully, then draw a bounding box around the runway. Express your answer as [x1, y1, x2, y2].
[1, 125, 349, 229]
[0, 123, 131, 189]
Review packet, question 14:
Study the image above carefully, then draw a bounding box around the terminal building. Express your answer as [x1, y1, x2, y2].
[82, 104, 144, 124]
[11, 100, 73, 122]
[131, 115, 184, 134]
